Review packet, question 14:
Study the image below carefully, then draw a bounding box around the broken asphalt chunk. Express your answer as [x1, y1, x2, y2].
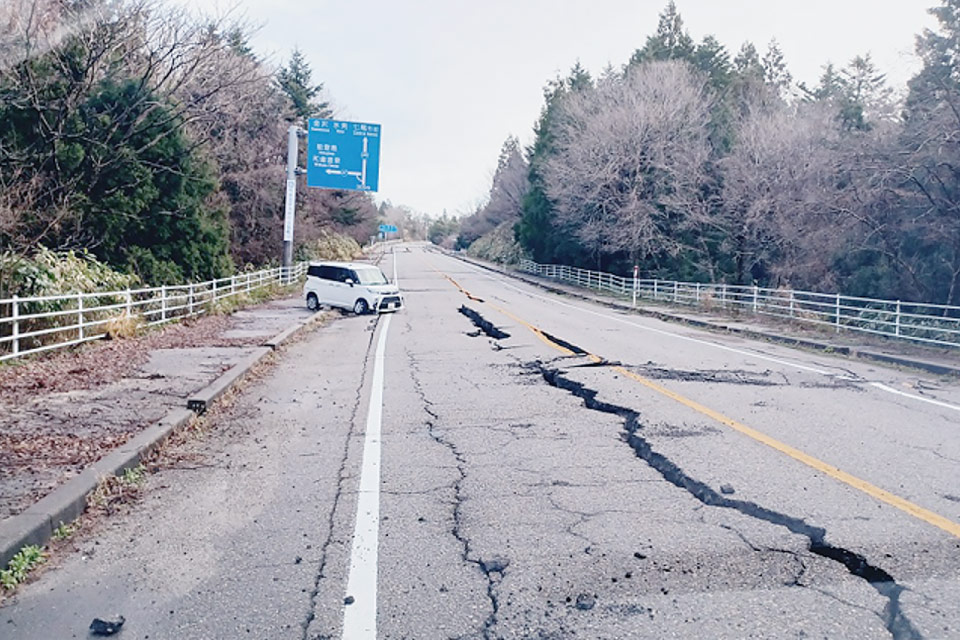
[89, 615, 125, 636]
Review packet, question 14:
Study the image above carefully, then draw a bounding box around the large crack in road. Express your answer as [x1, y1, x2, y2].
[534, 362, 922, 640]
[459, 305, 511, 340]
[448, 301, 921, 637]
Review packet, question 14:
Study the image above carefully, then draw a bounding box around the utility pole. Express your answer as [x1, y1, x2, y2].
[283, 125, 307, 278]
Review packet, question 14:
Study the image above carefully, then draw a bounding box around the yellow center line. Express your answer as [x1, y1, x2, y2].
[424, 256, 960, 540]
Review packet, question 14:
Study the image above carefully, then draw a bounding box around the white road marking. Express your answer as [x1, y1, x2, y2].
[392, 246, 398, 285]
[342, 314, 392, 639]
[451, 258, 960, 414]
[870, 382, 960, 413]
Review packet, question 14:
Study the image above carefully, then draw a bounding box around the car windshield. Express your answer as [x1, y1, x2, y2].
[354, 267, 388, 285]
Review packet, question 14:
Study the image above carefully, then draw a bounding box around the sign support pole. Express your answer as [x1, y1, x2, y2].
[282, 125, 301, 280]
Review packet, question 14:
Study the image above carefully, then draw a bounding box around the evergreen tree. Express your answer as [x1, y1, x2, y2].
[517, 65, 593, 264]
[761, 39, 793, 96]
[693, 35, 732, 90]
[801, 57, 889, 131]
[277, 48, 331, 121]
[733, 42, 764, 79]
[629, 2, 695, 65]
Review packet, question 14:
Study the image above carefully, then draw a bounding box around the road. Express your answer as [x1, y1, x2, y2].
[3, 245, 960, 639]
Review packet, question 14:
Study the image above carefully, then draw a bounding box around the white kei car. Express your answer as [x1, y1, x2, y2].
[303, 261, 404, 315]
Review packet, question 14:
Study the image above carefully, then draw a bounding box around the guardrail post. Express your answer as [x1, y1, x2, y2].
[188, 283, 194, 316]
[246, 272, 251, 293]
[231, 274, 236, 295]
[895, 300, 901, 337]
[789, 290, 795, 317]
[653, 279, 659, 301]
[721, 284, 726, 308]
[77, 293, 84, 340]
[11, 295, 19, 356]
[752, 286, 759, 314]
[160, 286, 167, 322]
[126, 289, 132, 316]
[695, 283, 700, 305]
[673, 281, 678, 303]
[835, 293, 841, 332]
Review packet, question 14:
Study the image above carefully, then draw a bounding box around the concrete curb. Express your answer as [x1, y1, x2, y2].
[262, 310, 325, 350]
[0, 409, 194, 568]
[451, 253, 960, 378]
[186, 347, 272, 413]
[0, 309, 328, 571]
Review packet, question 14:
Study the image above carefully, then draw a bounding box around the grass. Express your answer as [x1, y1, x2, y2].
[52, 521, 76, 541]
[1, 545, 45, 591]
[87, 463, 148, 514]
[103, 309, 144, 340]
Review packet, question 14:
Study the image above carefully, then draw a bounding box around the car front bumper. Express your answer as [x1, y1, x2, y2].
[374, 295, 404, 313]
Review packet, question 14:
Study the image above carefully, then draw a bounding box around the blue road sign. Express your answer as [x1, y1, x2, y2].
[306, 119, 381, 192]
[379, 224, 398, 233]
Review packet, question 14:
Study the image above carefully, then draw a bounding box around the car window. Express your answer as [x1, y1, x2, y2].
[307, 265, 323, 278]
[316, 265, 338, 281]
[353, 268, 388, 285]
[334, 267, 354, 282]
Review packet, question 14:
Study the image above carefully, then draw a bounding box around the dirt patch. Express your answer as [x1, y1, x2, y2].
[627, 363, 783, 387]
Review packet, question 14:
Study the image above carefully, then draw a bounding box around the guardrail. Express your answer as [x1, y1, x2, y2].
[0, 263, 307, 363]
[519, 260, 960, 349]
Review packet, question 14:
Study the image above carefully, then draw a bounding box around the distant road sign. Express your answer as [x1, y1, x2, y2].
[306, 119, 381, 192]
[379, 224, 398, 233]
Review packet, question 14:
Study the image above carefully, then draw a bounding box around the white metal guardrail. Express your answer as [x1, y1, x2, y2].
[519, 259, 960, 349]
[0, 263, 307, 363]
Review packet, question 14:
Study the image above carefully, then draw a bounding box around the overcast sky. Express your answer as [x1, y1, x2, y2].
[189, 0, 936, 216]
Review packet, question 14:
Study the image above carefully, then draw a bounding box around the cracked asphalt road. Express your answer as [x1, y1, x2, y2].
[4, 245, 960, 639]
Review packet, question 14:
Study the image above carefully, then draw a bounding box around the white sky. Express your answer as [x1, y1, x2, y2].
[190, 0, 936, 216]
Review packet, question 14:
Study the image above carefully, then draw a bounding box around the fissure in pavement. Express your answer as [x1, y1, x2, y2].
[407, 347, 503, 640]
[534, 362, 922, 640]
[301, 317, 382, 640]
[459, 306, 511, 340]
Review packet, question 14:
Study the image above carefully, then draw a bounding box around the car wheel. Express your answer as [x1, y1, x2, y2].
[307, 293, 319, 311]
[353, 298, 369, 315]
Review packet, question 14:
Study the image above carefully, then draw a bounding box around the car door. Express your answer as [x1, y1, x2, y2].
[312, 265, 338, 306]
[332, 266, 355, 308]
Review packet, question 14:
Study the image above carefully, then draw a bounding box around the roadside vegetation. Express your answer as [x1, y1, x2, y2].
[0, 0, 429, 299]
[454, 1, 960, 307]
[0, 544, 45, 591]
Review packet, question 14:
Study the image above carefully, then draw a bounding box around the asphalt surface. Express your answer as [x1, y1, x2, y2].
[3, 245, 960, 639]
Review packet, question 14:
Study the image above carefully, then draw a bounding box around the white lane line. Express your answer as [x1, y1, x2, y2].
[342, 314, 392, 639]
[452, 259, 960, 414]
[392, 246, 398, 285]
[870, 382, 960, 413]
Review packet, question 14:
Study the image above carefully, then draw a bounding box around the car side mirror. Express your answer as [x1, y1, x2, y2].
[345, 279, 355, 286]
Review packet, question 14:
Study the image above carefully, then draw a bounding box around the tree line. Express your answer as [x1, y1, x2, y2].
[458, 1, 960, 306]
[0, 0, 383, 294]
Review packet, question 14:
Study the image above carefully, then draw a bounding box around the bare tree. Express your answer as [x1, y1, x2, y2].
[719, 101, 853, 287]
[542, 60, 713, 268]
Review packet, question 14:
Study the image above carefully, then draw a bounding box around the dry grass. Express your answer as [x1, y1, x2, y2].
[102, 310, 143, 340]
